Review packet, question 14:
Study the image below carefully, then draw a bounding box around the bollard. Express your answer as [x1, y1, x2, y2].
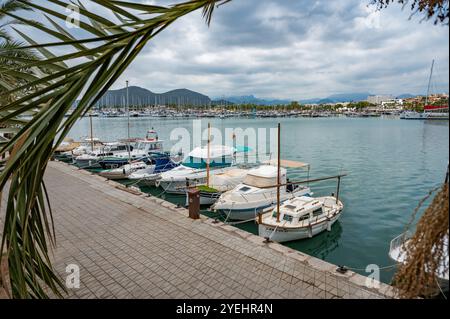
[187, 188, 200, 219]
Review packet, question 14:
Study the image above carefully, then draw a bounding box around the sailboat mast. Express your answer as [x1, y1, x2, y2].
[206, 122, 211, 187]
[425, 59, 435, 107]
[89, 114, 94, 151]
[126, 80, 131, 162]
[276, 123, 281, 223]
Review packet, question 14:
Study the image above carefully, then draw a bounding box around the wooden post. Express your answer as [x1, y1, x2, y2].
[336, 176, 341, 204]
[258, 212, 262, 225]
[89, 114, 94, 152]
[206, 122, 211, 187]
[276, 123, 281, 223]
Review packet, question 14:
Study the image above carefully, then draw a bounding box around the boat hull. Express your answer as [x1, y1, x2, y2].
[75, 158, 102, 169]
[214, 189, 312, 221]
[258, 211, 342, 243]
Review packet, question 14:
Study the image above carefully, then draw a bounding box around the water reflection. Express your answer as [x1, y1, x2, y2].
[285, 221, 343, 260]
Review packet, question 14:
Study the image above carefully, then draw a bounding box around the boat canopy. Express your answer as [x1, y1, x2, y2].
[243, 165, 287, 187]
[263, 159, 310, 169]
[187, 145, 236, 159]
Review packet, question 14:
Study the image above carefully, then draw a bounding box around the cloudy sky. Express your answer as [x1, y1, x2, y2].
[15, 0, 450, 100]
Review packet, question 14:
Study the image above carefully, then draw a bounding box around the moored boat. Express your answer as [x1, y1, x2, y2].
[155, 145, 236, 194]
[99, 161, 150, 180]
[257, 195, 344, 243]
[211, 164, 312, 221]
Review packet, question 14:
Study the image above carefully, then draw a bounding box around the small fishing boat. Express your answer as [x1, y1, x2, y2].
[257, 195, 344, 243]
[211, 164, 312, 221]
[155, 145, 236, 194]
[99, 160, 150, 180]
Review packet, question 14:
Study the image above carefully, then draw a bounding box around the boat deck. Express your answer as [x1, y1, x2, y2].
[1, 161, 395, 299]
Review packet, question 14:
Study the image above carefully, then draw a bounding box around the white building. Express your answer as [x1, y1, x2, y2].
[367, 95, 394, 105]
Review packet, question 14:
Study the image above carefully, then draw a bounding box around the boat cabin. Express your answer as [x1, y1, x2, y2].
[271, 196, 326, 226]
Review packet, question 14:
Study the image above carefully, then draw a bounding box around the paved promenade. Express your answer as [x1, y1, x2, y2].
[1, 161, 395, 299]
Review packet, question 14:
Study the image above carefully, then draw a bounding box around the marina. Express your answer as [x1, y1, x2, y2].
[62, 116, 449, 285]
[8, 160, 392, 299]
[0, 0, 448, 302]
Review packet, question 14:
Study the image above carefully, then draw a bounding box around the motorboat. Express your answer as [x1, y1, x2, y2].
[187, 168, 250, 206]
[257, 195, 344, 243]
[211, 164, 312, 221]
[75, 142, 131, 168]
[155, 145, 236, 194]
[127, 154, 181, 186]
[99, 160, 150, 180]
[389, 231, 449, 292]
[98, 133, 164, 169]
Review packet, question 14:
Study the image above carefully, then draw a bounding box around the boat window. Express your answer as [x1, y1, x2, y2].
[283, 214, 293, 222]
[298, 215, 309, 222]
[284, 204, 296, 210]
[312, 208, 323, 217]
[272, 211, 277, 218]
[239, 186, 251, 192]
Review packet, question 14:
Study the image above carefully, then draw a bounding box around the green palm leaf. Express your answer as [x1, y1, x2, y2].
[0, 0, 231, 298]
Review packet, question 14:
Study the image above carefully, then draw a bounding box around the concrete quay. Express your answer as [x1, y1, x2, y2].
[0, 161, 395, 299]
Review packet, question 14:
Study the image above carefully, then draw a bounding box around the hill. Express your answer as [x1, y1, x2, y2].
[94, 86, 211, 107]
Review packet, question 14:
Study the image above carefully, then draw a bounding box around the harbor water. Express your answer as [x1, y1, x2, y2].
[67, 116, 449, 284]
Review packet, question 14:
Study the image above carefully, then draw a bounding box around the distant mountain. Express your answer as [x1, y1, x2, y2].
[92, 86, 211, 107]
[299, 92, 372, 104]
[211, 99, 235, 106]
[219, 95, 291, 105]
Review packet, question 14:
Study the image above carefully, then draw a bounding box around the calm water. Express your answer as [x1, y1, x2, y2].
[68, 116, 449, 283]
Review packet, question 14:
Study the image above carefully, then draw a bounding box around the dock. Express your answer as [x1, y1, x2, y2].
[1, 161, 395, 299]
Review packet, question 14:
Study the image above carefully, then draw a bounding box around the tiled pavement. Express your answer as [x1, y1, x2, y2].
[1, 161, 395, 299]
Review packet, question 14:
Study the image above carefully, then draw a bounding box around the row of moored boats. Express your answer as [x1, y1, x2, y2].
[55, 129, 344, 243]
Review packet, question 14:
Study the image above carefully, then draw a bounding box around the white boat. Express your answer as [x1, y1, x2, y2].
[399, 111, 429, 120]
[64, 137, 103, 157]
[186, 168, 250, 205]
[257, 195, 344, 243]
[389, 232, 449, 292]
[211, 165, 312, 221]
[107, 137, 163, 162]
[400, 60, 449, 121]
[127, 167, 161, 186]
[127, 154, 181, 186]
[99, 161, 150, 180]
[75, 142, 130, 168]
[155, 145, 236, 194]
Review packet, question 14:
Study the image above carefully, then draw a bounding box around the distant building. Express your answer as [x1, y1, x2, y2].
[367, 95, 394, 105]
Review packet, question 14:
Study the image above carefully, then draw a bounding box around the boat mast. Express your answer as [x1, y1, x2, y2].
[126, 80, 131, 162]
[89, 114, 94, 151]
[276, 123, 281, 223]
[206, 122, 211, 187]
[425, 59, 435, 108]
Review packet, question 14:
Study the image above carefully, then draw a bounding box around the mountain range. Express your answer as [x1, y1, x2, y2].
[94, 86, 210, 107]
[86, 85, 421, 108]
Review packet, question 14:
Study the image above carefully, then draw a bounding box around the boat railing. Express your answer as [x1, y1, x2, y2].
[389, 231, 412, 254]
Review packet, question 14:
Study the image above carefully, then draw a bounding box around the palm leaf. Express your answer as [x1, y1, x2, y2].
[0, 0, 231, 298]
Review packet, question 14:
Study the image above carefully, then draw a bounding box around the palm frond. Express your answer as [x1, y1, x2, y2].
[0, 0, 231, 298]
